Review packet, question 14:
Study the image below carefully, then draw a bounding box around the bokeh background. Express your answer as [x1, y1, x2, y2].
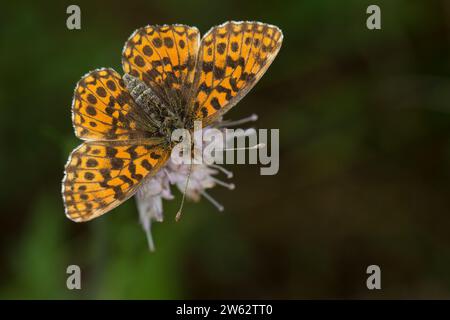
[1, 0, 450, 299]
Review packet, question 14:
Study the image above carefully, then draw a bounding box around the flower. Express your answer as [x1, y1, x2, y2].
[135, 170, 173, 251]
[136, 114, 258, 251]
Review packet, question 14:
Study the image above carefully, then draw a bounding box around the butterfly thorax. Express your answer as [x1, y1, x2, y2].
[123, 74, 187, 142]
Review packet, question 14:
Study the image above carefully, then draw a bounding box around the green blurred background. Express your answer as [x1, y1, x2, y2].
[1, 0, 450, 299]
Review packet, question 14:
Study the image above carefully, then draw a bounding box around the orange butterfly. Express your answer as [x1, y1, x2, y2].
[62, 21, 283, 222]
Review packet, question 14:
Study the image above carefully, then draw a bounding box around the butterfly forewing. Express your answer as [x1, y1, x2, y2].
[63, 141, 170, 222]
[72, 68, 150, 141]
[190, 21, 283, 127]
[122, 24, 200, 109]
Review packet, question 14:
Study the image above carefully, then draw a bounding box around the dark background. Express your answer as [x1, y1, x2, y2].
[1, 0, 450, 299]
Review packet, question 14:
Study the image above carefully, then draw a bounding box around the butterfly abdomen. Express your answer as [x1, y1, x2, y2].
[123, 73, 184, 140]
[123, 74, 165, 112]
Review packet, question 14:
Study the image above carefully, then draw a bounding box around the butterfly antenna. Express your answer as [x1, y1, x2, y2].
[175, 156, 193, 222]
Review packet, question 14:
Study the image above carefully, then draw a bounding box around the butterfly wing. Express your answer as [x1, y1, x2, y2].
[72, 68, 153, 141]
[189, 21, 283, 127]
[62, 141, 170, 222]
[122, 24, 200, 111]
[65, 68, 168, 221]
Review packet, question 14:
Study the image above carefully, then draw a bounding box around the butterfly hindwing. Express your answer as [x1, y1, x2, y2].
[62, 141, 170, 222]
[72, 68, 148, 141]
[190, 21, 283, 126]
[122, 24, 200, 109]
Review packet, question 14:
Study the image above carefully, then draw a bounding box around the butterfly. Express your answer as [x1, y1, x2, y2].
[62, 21, 283, 222]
